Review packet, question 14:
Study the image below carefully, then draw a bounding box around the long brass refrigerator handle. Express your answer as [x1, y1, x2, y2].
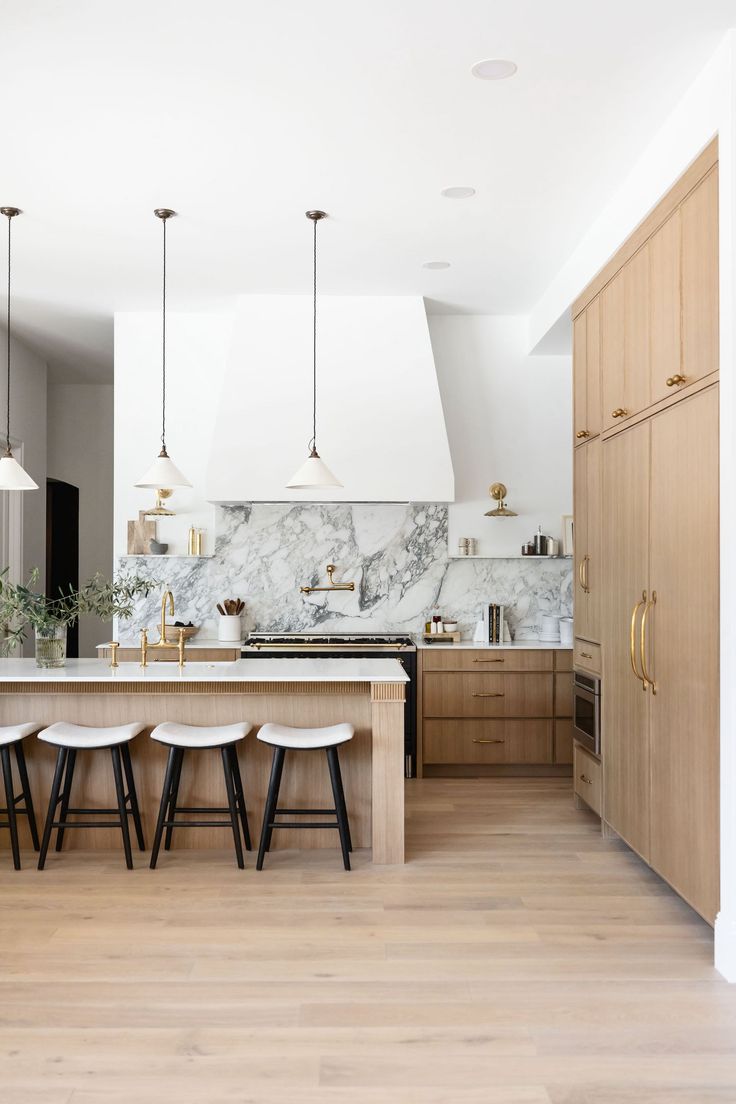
[640, 591, 657, 695]
[583, 555, 590, 594]
[629, 592, 648, 691]
[578, 558, 586, 591]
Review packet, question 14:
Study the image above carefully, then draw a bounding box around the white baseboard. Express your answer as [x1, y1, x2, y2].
[714, 911, 736, 981]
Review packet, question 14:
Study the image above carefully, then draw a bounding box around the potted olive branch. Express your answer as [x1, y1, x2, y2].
[0, 568, 154, 668]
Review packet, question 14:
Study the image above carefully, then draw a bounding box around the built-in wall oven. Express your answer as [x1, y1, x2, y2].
[573, 670, 601, 757]
[241, 633, 418, 777]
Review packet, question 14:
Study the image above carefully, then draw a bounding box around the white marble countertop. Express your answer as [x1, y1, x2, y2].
[415, 638, 572, 650]
[96, 638, 244, 651]
[0, 658, 409, 684]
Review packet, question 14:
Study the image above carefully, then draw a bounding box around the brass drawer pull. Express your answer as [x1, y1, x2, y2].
[576, 430, 591, 439]
[473, 658, 504, 663]
[611, 407, 628, 419]
[471, 692, 505, 698]
[666, 374, 687, 387]
[580, 651, 593, 659]
[472, 738, 504, 745]
[578, 773, 593, 785]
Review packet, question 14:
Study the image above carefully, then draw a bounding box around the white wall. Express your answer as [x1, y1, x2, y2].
[429, 316, 572, 558]
[47, 384, 114, 656]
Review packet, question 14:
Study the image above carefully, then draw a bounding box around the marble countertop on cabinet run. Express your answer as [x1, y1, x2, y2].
[0, 658, 410, 684]
[415, 638, 572, 650]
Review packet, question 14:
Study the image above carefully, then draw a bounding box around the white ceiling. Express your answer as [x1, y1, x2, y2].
[2, 0, 734, 382]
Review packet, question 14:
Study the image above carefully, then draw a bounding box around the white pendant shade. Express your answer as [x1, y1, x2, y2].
[286, 452, 343, 489]
[135, 451, 192, 489]
[0, 452, 38, 490]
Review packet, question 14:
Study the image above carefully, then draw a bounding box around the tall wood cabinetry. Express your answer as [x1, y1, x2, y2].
[572, 140, 720, 924]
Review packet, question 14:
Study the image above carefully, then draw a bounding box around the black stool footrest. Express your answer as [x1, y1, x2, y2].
[270, 820, 340, 830]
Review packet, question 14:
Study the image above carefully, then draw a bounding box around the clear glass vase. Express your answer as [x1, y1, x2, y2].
[35, 624, 67, 669]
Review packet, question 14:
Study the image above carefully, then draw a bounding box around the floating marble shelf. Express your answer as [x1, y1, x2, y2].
[449, 555, 572, 560]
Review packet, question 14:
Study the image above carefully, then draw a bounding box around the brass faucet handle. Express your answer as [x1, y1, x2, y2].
[140, 628, 148, 668]
[107, 641, 120, 669]
[177, 627, 186, 668]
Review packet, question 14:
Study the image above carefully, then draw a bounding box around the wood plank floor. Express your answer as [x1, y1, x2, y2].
[0, 777, 734, 1103]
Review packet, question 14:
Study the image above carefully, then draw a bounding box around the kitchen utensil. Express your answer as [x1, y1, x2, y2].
[216, 603, 226, 616]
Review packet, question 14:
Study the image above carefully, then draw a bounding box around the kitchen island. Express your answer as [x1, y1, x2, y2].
[0, 658, 408, 863]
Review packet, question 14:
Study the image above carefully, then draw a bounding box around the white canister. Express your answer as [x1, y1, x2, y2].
[540, 614, 561, 641]
[559, 617, 574, 647]
[218, 615, 242, 642]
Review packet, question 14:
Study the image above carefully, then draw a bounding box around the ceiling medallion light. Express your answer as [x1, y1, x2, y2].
[423, 260, 451, 270]
[471, 58, 518, 81]
[135, 208, 192, 490]
[485, 482, 518, 517]
[286, 210, 342, 490]
[440, 186, 476, 199]
[0, 207, 37, 491]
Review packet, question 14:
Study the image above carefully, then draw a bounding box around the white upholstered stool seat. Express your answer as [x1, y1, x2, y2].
[151, 722, 252, 749]
[38, 721, 144, 749]
[0, 723, 40, 747]
[257, 722, 354, 750]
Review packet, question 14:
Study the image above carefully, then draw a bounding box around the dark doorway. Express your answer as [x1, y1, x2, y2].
[46, 479, 80, 658]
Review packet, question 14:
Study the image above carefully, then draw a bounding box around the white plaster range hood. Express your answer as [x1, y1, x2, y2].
[205, 296, 454, 503]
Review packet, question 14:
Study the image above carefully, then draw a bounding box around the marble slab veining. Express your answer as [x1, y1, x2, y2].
[117, 504, 573, 643]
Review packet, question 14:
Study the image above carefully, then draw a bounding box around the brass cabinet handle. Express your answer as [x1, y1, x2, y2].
[576, 430, 591, 439]
[640, 590, 657, 695]
[666, 374, 687, 387]
[578, 558, 586, 592]
[471, 692, 505, 698]
[629, 592, 648, 690]
[580, 651, 593, 659]
[611, 407, 628, 419]
[472, 738, 504, 744]
[583, 554, 590, 594]
[578, 773, 593, 785]
[473, 658, 504, 663]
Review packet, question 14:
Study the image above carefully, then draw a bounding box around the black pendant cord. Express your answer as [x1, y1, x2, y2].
[310, 213, 317, 455]
[5, 214, 11, 456]
[161, 215, 167, 454]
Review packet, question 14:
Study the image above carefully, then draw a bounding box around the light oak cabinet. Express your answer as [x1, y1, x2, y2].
[600, 244, 650, 431]
[601, 385, 719, 923]
[420, 650, 572, 774]
[573, 298, 602, 445]
[573, 436, 602, 643]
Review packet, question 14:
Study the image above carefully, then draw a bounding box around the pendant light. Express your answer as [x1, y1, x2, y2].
[0, 207, 37, 491]
[286, 210, 342, 489]
[135, 208, 191, 489]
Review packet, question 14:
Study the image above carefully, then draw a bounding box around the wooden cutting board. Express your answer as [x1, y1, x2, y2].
[127, 512, 156, 555]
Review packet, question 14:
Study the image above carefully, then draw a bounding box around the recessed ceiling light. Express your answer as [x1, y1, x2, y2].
[440, 186, 476, 199]
[471, 58, 517, 81]
[423, 261, 451, 270]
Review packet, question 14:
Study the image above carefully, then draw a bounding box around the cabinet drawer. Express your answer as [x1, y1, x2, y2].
[574, 638, 601, 675]
[555, 672, 573, 717]
[423, 672, 552, 718]
[424, 720, 552, 764]
[421, 649, 553, 673]
[574, 744, 602, 816]
[555, 650, 573, 672]
[555, 719, 574, 764]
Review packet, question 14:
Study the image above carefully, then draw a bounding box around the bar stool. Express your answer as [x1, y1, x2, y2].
[149, 722, 252, 869]
[0, 724, 41, 870]
[256, 722, 354, 871]
[37, 722, 146, 870]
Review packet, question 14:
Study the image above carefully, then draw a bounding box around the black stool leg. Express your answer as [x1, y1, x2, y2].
[326, 746, 351, 871]
[14, 741, 39, 850]
[38, 748, 67, 870]
[221, 746, 245, 869]
[256, 746, 285, 871]
[164, 747, 184, 851]
[1, 746, 20, 871]
[227, 745, 252, 851]
[111, 746, 133, 870]
[150, 746, 177, 869]
[121, 743, 146, 851]
[55, 748, 77, 852]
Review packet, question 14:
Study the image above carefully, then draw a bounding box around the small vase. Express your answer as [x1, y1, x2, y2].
[35, 624, 67, 669]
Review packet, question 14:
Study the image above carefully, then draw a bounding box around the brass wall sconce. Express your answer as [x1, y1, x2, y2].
[484, 482, 518, 517]
[300, 564, 356, 595]
[144, 488, 175, 517]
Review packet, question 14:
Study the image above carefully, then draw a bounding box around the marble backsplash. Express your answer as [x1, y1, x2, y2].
[117, 503, 572, 642]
